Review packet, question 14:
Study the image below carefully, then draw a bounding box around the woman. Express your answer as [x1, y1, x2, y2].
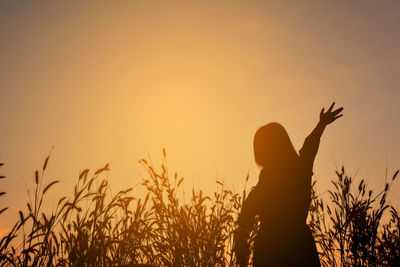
[235, 103, 343, 266]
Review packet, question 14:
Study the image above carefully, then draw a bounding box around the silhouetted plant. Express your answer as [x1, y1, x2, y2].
[138, 149, 243, 266]
[0, 152, 399, 266]
[308, 167, 400, 267]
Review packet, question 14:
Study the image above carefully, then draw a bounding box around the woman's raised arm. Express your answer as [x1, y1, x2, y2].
[299, 102, 344, 170]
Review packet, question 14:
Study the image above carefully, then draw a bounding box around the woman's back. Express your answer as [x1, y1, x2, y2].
[240, 164, 318, 266]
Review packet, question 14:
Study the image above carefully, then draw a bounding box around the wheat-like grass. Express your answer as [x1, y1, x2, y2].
[0, 153, 399, 266]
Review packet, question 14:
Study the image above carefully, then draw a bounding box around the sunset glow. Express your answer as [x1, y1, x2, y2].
[1, 3, 400, 263]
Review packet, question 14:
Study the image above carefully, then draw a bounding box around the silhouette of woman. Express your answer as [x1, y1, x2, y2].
[235, 103, 343, 266]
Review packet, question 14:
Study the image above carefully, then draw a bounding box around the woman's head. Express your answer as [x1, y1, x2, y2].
[253, 122, 299, 168]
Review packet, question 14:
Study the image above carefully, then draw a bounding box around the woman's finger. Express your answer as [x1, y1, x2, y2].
[327, 102, 335, 112]
[332, 107, 344, 115]
[334, 114, 343, 120]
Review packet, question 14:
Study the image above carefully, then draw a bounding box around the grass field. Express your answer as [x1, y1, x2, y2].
[1, 150, 399, 266]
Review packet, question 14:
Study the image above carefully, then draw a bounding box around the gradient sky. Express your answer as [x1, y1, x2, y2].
[1, 1, 400, 230]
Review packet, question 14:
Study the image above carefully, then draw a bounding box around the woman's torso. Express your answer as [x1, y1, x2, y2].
[250, 161, 319, 266]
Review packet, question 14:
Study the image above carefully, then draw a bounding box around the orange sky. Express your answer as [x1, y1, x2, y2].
[1, 1, 400, 229]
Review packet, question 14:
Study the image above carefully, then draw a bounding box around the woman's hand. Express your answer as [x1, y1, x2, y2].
[319, 102, 343, 126]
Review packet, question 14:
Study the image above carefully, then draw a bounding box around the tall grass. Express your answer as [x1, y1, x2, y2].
[309, 167, 400, 266]
[0, 152, 399, 266]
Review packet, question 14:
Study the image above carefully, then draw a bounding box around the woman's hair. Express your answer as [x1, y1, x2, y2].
[253, 122, 299, 168]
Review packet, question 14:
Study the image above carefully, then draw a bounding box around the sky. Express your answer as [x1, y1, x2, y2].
[1, 1, 400, 230]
